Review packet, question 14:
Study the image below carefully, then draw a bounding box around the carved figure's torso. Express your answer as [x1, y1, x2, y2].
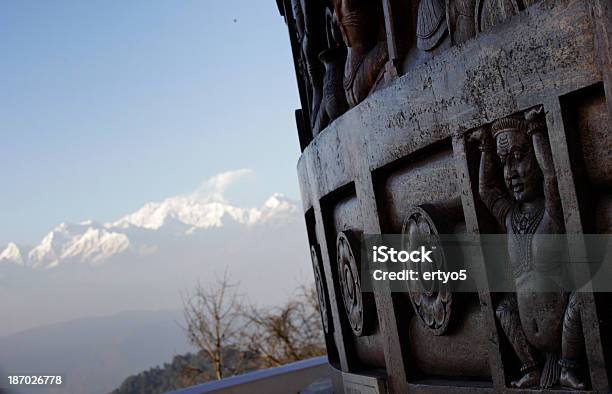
[502, 201, 568, 352]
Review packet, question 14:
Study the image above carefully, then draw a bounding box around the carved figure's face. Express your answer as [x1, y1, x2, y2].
[496, 130, 543, 203]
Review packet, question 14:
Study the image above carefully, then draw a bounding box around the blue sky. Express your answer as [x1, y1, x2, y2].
[0, 1, 302, 245]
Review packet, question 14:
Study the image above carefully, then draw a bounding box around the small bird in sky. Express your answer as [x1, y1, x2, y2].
[233, 18, 238, 23]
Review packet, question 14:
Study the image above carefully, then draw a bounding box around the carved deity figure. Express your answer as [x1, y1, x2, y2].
[331, 0, 388, 108]
[312, 8, 348, 135]
[292, 0, 325, 131]
[474, 109, 586, 389]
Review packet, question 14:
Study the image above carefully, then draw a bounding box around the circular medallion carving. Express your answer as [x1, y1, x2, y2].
[310, 244, 329, 334]
[401, 206, 452, 335]
[337, 230, 372, 336]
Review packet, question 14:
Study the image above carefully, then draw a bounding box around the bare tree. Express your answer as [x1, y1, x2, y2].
[181, 270, 244, 380]
[242, 283, 326, 368]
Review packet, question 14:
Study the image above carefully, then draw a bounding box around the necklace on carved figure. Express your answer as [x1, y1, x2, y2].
[511, 204, 544, 235]
[510, 204, 544, 277]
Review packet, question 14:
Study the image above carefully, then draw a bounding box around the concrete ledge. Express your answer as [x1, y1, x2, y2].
[166, 357, 330, 394]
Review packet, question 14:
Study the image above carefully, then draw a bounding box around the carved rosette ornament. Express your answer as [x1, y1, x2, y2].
[401, 206, 452, 335]
[311, 244, 330, 335]
[337, 230, 373, 336]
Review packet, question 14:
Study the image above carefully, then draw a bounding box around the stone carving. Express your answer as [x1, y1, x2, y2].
[332, 0, 388, 108]
[279, 0, 612, 391]
[337, 230, 373, 336]
[291, 0, 325, 132]
[461, 0, 541, 40]
[401, 206, 452, 335]
[313, 8, 348, 135]
[318, 48, 348, 123]
[417, 0, 448, 51]
[475, 0, 520, 33]
[289, 0, 546, 137]
[311, 244, 330, 335]
[446, 0, 476, 45]
[421, 0, 541, 52]
[473, 108, 586, 389]
[522, 0, 540, 7]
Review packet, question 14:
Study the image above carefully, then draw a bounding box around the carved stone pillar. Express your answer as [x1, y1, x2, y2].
[278, 0, 612, 392]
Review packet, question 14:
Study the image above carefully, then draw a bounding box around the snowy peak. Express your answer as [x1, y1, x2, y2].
[27, 222, 130, 268]
[60, 227, 129, 265]
[263, 193, 297, 211]
[3, 171, 300, 268]
[5, 195, 298, 268]
[110, 193, 298, 233]
[109, 197, 244, 231]
[255, 193, 299, 224]
[0, 242, 24, 265]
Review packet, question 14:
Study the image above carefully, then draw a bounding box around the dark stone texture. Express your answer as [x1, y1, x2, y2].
[278, 0, 612, 392]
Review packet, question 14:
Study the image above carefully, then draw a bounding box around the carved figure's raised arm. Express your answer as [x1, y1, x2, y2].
[526, 108, 564, 229]
[471, 127, 512, 227]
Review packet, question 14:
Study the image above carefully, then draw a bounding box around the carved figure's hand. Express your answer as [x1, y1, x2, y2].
[525, 106, 547, 137]
[525, 106, 545, 123]
[468, 127, 494, 151]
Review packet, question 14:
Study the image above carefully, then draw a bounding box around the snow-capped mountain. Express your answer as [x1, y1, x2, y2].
[0, 172, 300, 269]
[23, 221, 130, 268]
[0, 242, 24, 265]
[110, 193, 297, 232]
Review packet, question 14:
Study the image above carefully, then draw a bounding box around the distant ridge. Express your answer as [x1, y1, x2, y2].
[0, 170, 298, 269]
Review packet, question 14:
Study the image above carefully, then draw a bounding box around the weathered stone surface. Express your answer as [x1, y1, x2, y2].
[279, 0, 612, 392]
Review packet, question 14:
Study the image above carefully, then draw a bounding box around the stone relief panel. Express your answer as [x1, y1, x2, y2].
[311, 244, 331, 335]
[471, 108, 588, 389]
[322, 189, 386, 369]
[290, 0, 326, 135]
[337, 230, 375, 336]
[289, 0, 394, 138]
[331, 0, 388, 108]
[314, 7, 349, 134]
[286, 0, 549, 144]
[374, 142, 491, 380]
[559, 84, 612, 384]
[284, 1, 612, 391]
[305, 208, 341, 365]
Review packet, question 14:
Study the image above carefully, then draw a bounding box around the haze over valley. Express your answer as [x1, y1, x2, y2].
[0, 170, 311, 394]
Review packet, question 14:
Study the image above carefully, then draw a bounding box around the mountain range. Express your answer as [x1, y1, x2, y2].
[0, 191, 298, 269]
[0, 170, 311, 338]
[0, 170, 312, 393]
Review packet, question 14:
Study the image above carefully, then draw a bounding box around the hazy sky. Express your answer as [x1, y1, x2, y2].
[0, 0, 301, 245]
